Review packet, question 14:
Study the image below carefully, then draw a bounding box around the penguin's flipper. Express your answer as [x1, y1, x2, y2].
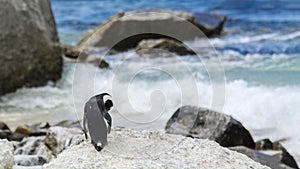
[107, 124, 111, 134]
[104, 113, 112, 134]
[83, 130, 88, 140]
[83, 105, 89, 140]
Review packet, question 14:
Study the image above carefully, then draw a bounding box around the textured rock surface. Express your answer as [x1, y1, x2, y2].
[14, 136, 53, 161]
[44, 128, 268, 169]
[78, 9, 225, 52]
[136, 38, 196, 56]
[165, 105, 255, 148]
[0, 0, 62, 95]
[0, 139, 14, 169]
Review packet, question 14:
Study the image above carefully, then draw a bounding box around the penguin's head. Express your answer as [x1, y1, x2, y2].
[102, 94, 113, 111]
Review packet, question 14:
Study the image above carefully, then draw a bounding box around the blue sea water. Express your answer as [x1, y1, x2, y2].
[0, 0, 300, 163]
[51, 0, 300, 86]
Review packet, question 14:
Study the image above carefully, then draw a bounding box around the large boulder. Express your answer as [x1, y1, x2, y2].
[44, 128, 268, 169]
[0, 139, 14, 169]
[0, 0, 62, 95]
[165, 105, 255, 148]
[77, 9, 226, 52]
[0, 121, 10, 130]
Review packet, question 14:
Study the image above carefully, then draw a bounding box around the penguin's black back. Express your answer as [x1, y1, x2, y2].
[84, 96, 108, 147]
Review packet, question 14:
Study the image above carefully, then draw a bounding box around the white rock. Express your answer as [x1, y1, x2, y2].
[14, 155, 48, 166]
[44, 128, 270, 169]
[0, 139, 14, 169]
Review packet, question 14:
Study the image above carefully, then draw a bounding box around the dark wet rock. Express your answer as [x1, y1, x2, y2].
[14, 122, 51, 136]
[63, 55, 109, 68]
[53, 43, 88, 59]
[255, 139, 299, 169]
[0, 0, 62, 95]
[54, 120, 82, 129]
[0, 130, 27, 141]
[280, 147, 299, 169]
[0, 121, 10, 130]
[256, 138, 274, 150]
[15, 125, 48, 137]
[45, 126, 83, 156]
[0, 139, 14, 169]
[57, 45, 110, 68]
[279, 147, 299, 169]
[136, 39, 196, 56]
[230, 146, 298, 169]
[32, 122, 51, 130]
[78, 9, 226, 52]
[14, 155, 48, 166]
[165, 105, 255, 148]
[194, 13, 227, 36]
[14, 136, 53, 161]
[85, 56, 110, 68]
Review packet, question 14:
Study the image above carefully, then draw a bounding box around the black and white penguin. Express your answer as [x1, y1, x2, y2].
[83, 93, 113, 151]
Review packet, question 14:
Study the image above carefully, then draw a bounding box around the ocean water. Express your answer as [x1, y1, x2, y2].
[0, 0, 300, 163]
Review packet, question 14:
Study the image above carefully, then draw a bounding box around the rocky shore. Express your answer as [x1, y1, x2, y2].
[1, 125, 269, 169]
[0, 106, 298, 169]
[0, 1, 298, 169]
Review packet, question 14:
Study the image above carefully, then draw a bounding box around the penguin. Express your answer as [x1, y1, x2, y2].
[82, 93, 113, 151]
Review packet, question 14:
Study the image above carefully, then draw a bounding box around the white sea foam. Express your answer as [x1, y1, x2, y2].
[0, 84, 68, 109]
[207, 31, 300, 47]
